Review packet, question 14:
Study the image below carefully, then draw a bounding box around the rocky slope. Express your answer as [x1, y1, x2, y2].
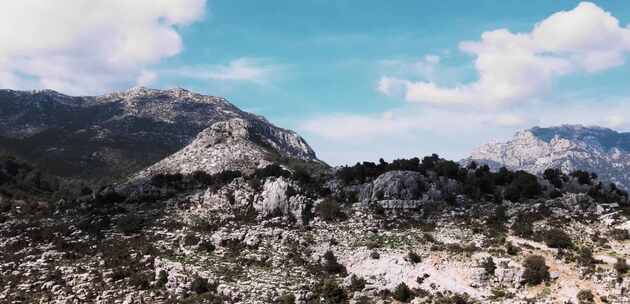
[2, 152, 629, 304]
[135, 117, 318, 180]
[466, 125, 630, 189]
[0, 87, 317, 182]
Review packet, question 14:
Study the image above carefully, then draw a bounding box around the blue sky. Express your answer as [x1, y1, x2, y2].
[2, 1, 630, 164]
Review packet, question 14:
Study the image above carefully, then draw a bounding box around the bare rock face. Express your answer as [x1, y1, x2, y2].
[255, 176, 312, 221]
[135, 117, 316, 179]
[359, 171, 425, 201]
[466, 125, 630, 189]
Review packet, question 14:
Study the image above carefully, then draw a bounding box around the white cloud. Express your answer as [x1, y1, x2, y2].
[165, 58, 285, 85]
[0, 0, 207, 95]
[379, 2, 630, 107]
[165, 57, 288, 85]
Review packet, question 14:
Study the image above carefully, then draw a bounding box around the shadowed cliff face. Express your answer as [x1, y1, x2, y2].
[0, 87, 318, 183]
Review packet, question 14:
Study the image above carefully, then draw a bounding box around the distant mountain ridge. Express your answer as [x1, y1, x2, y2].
[0, 87, 318, 182]
[466, 124, 630, 189]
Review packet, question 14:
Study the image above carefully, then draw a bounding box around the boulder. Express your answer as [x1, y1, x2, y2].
[359, 171, 425, 201]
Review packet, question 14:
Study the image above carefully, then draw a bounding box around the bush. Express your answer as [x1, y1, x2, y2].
[577, 289, 595, 304]
[504, 171, 541, 202]
[571, 170, 593, 185]
[317, 199, 344, 222]
[277, 292, 296, 304]
[392, 282, 414, 302]
[543, 228, 573, 249]
[406, 251, 422, 264]
[116, 214, 144, 235]
[511, 218, 534, 238]
[576, 247, 595, 268]
[191, 276, 210, 294]
[349, 274, 366, 292]
[198, 240, 216, 253]
[543, 168, 564, 189]
[156, 270, 168, 288]
[183, 233, 200, 247]
[522, 255, 550, 285]
[322, 250, 346, 275]
[506, 242, 521, 256]
[129, 272, 151, 290]
[481, 257, 496, 277]
[320, 279, 346, 304]
[611, 229, 630, 241]
[614, 258, 629, 275]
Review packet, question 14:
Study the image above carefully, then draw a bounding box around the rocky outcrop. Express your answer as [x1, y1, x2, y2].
[359, 171, 426, 201]
[466, 125, 630, 189]
[135, 118, 316, 179]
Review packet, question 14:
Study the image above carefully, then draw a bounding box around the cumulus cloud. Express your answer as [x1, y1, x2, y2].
[0, 0, 207, 95]
[379, 2, 630, 107]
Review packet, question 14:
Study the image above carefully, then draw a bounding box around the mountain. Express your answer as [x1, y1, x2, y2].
[0, 87, 317, 183]
[466, 125, 630, 189]
[134, 117, 317, 181]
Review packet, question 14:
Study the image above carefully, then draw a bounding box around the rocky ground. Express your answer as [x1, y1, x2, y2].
[1, 169, 629, 304]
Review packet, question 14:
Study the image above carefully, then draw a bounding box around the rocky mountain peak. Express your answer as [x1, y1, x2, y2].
[466, 125, 630, 189]
[135, 117, 317, 179]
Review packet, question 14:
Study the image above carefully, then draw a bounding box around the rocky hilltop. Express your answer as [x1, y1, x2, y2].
[466, 125, 630, 189]
[0, 87, 317, 182]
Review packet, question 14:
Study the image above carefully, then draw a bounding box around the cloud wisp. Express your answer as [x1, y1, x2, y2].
[164, 58, 287, 86]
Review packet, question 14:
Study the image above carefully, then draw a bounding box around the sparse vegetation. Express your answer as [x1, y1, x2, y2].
[522, 255, 550, 285]
[481, 257, 496, 277]
[577, 289, 595, 304]
[322, 250, 346, 275]
[392, 282, 414, 302]
[543, 228, 573, 249]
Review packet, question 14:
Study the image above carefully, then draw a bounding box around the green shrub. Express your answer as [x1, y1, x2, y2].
[191, 276, 210, 294]
[614, 258, 629, 275]
[511, 218, 533, 238]
[577, 289, 595, 304]
[277, 292, 296, 304]
[156, 270, 168, 288]
[116, 214, 144, 235]
[611, 229, 630, 241]
[506, 242, 521, 256]
[406, 251, 422, 264]
[317, 199, 344, 222]
[522, 255, 550, 285]
[322, 250, 346, 275]
[543, 228, 573, 249]
[129, 272, 151, 290]
[392, 282, 414, 302]
[481, 257, 496, 277]
[349, 274, 366, 292]
[183, 233, 200, 246]
[320, 279, 346, 304]
[198, 241, 216, 253]
[576, 247, 595, 268]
